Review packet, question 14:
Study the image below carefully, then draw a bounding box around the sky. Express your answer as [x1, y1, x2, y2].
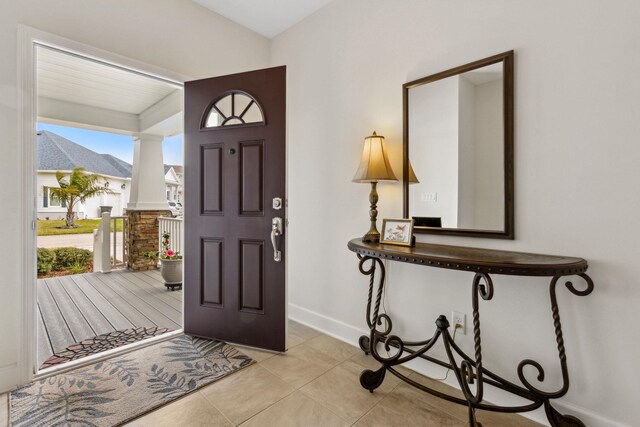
[37, 123, 184, 166]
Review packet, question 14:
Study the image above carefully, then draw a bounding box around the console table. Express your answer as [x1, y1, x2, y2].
[347, 238, 593, 427]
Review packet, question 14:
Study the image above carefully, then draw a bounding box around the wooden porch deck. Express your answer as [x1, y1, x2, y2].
[37, 269, 182, 367]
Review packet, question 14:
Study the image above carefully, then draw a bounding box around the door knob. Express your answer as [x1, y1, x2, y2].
[271, 217, 283, 262]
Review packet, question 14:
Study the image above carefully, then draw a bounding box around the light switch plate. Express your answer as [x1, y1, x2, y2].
[420, 192, 438, 202]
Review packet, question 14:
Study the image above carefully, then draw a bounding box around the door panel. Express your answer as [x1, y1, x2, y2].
[184, 66, 286, 352]
[240, 141, 264, 215]
[201, 144, 223, 214]
[201, 238, 223, 307]
[239, 239, 264, 313]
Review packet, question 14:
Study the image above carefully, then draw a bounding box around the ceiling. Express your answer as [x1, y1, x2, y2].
[37, 46, 180, 115]
[36, 46, 184, 137]
[192, 0, 333, 38]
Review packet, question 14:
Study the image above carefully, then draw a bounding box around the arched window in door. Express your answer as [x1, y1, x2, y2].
[203, 90, 265, 128]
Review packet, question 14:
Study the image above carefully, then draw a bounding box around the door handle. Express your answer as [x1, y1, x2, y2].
[271, 217, 283, 262]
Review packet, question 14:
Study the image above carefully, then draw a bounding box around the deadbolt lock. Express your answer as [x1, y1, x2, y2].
[273, 197, 283, 210]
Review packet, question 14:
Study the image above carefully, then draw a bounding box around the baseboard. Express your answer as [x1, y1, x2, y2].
[0, 363, 19, 394]
[288, 303, 366, 346]
[289, 303, 626, 427]
[551, 400, 628, 427]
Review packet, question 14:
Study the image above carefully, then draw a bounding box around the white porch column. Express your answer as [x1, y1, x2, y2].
[127, 133, 169, 210]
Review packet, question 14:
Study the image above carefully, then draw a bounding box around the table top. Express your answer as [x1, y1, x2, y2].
[347, 238, 588, 277]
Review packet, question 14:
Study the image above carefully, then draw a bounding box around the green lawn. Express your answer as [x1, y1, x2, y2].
[38, 219, 124, 236]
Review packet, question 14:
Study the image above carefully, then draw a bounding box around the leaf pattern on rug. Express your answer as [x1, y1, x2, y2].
[12, 375, 116, 426]
[94, 358, 140, 387]
[10, 335, 255, 427]
[162, 335, 253, 378]
[147, 364, 198, 399]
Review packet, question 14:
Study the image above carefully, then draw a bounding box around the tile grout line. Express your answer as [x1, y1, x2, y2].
[232, 386, 297, 426]
[297, 386, 354, 426]
[286, 323, 419, 426]
[255, 346, 354, 427]
[258, 343, 343, 390]
[336, 351, 414, 425]
[196, 390, 236, 427]
[347, 372, 411, 427]
[198, 362, 297, 427]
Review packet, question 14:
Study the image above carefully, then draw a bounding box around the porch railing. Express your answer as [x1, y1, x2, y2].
[159, 216, 183, 254]
[93, 212, 128, 272]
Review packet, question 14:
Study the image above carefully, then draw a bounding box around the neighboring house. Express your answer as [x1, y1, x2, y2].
[166, 164, 183, 203]
[164, 165, 182, 203]
[37, 131, 182, 219]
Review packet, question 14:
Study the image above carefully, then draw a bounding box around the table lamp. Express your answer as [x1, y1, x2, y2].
[353, 131, 398, 242]
[408, 160, 419, 184]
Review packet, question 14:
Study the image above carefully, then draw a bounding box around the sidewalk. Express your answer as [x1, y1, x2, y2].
[38, 232, 125, 255]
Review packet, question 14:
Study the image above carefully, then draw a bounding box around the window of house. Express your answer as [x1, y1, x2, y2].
[43, 186, 62, 207]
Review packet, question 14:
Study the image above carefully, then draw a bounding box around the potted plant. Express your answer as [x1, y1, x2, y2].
[144, 232, 183, 291]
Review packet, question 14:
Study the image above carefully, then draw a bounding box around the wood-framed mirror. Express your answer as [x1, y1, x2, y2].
[403, 51, 514, 239]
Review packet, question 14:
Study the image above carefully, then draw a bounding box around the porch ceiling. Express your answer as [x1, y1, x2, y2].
[37, 46, 183, 137]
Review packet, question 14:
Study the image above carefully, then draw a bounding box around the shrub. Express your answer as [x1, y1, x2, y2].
[37, 248, 56, 275]
[52, 247, 92, 271]
[69, 261, 85, 275]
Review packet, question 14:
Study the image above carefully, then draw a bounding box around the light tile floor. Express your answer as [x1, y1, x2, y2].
[0, 321, 542, 427]
[0, 393, 7, 427]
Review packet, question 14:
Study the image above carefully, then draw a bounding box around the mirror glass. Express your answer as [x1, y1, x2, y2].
[404, 52, 513, 239]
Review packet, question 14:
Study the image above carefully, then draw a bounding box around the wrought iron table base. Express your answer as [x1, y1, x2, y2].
[356, 255, 593, 427]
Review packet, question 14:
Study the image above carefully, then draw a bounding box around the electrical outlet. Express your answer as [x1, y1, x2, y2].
[420, 192, 438, 202]
[451, 311, 466, 335]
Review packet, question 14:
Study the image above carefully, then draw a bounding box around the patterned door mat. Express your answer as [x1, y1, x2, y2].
[12, 335, 254, 426]
[41, 327, 173, 370]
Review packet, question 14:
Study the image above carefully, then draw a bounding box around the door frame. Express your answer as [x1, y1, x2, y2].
[17, 25, 190, 385]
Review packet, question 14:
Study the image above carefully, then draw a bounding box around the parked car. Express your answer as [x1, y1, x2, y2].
[168, 201, 181, 217]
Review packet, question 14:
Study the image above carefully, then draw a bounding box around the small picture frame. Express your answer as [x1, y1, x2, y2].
[380, 218, 415, 246]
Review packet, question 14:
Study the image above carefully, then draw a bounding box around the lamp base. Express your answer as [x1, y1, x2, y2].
[363, 181, 381, 243]
[362, 230, 380, 243]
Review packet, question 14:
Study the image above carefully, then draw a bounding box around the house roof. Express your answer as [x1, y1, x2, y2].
[38, 131, 182, 180]
[168, 164, 183, 175]
[38, 131, 133, 178]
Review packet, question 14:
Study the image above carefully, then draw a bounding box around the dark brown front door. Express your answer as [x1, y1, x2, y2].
[184, 66, 286, 352]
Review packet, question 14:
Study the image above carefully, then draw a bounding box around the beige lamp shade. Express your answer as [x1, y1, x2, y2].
[352, 132, 398, 182]
[408, 160, 420, 184]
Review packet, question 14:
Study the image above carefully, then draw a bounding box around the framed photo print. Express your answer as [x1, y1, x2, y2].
[381, 218, 415, 246]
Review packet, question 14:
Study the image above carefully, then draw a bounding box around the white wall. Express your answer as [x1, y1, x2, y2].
[0, 0, 269, 391]
[473, 78, 504, 230]
[272, 0, 640, 425]
[457, 75, 476, 228]
[408, 76, 459, 227]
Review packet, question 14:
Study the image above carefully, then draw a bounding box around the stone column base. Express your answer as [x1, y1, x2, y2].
[126, 210, 171, 271]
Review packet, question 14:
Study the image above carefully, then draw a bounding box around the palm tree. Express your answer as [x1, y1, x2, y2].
[49, 167, 114, 228]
